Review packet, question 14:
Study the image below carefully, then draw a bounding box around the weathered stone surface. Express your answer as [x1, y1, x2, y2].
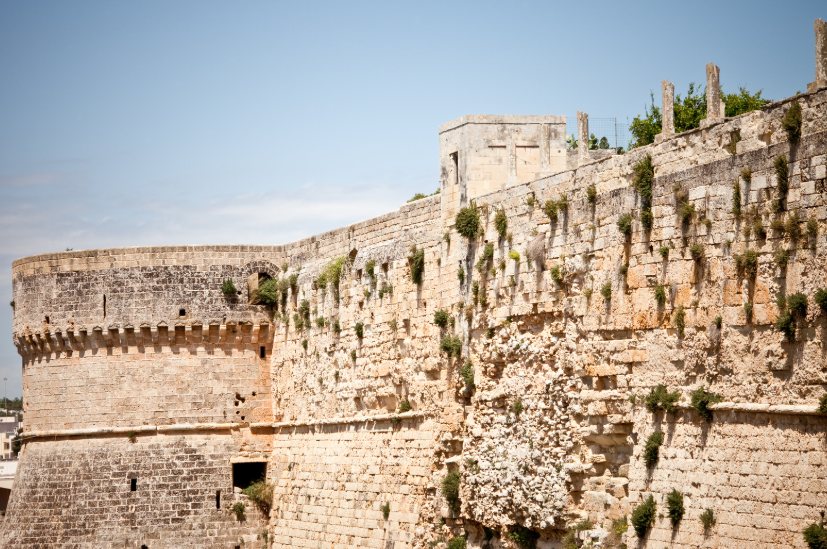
[6, 56, 827, 549]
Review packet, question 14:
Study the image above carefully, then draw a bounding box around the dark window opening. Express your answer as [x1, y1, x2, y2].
[382, 262, 388, 273]
[260, 346, 266, 359]
[45, 316, 50, 324]
[131, 478, 137, 492]
[216, 490, 221, 509]
[103, 295, 106, 319]
[141, 546, 148, 549]
[179, 309, 186, 316]
[356, 269, 362, 279]
[232, 462, 266, 490]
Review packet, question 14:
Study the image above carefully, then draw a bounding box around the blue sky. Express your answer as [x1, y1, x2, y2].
[0, 0, 823, 397]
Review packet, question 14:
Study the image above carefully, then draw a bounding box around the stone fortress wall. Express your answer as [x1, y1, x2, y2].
[4, 18, 827, 549]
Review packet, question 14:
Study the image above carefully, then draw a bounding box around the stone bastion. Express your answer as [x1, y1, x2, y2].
[5, 22, 827, 549]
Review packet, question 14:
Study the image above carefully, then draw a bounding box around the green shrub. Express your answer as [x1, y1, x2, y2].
[619, 263, 629, 277]
[654, 284, 667, 307]
[508, 527, 539, 549]
[741, 167, 752, 184]
[127, 430, 137, 443]
[365, 260, 375, 279]
[679, 199, 696, 224]
[301, 339, 308, 351]
[786, 212, 802, 240]
[690, 244, 704, 260]
[631, 495, 656, 537]
[350, 349, 357, 362]
[775, 155, 789, 197]
[659, 246, 670, 259]
[222, 279, 237, 295]
[732, 180, 742, 217]
[440, 335, 462, 358]
[803, 520, 827, 549]
[242, 480, 274, 514]
[674, 305, 686, 336]
[612, 515, 628, 535]
[734, 249, 759, 279]
[443, 231, 451, 245]
[617, 213, 633, 238]
[691, 386, 722, 422]
[551, 265, 564, 285]
[819, 394, 827, 414]
[807, 218, 819, 239]
[666, 489, 685, 526]
[816, 289, 827, 315]
[379, 501, 390, 519]
[645, 384, 681, 414]
[788, 292, 808, 318]
[398, 399, 411, 413]
[510, 397, 524, 417]
[782, 99, 802, 143]
[447, 535, 467, 549]
[460, 359, 475, 389]
[354, 322, 364, 339]
[457, 266, 464, 284]
[700, 508, 716, 529]
[752, 217, 766, 239]
[777, 293, 787, 312]
[633, 155, 654, 230]
[494, 209, 508, 238]
[333, 319, 341, 334]
[408, 246, 425, 284]
[776, 311, 795, 341]
[257, 278, 281, 306]
[543, 199, 559, 222]
[526, 195, 536, 208]
[433, 309, 449, 328]
[317, 256, 348, 298]
[643, 431, 664, 467]
[509, 250, 520, 261]
[476, 243, 494, 273]
[744, 301, 753, 321]
[583, 288, 593, 298]
[231, 501, 245, 520]
[334, 370, 340, 382]
[774, 248, 790, 268]
[442, 471, 460, 510]
[472, 281, 480, 302]
[455, 203, 481, 239]
[714, 315, 722, 329]
[587, 184, 597, 204]
[601, 282, 612, 301]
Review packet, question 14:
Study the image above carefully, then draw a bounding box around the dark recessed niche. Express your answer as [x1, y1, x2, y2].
[45, 316, 50, 324]
[216, 490, 221, 509]
[179, 309, 186, 316]
[232, 462, 266, 490]
[260, 346, 265, 359]
[131, 478, 137, 492]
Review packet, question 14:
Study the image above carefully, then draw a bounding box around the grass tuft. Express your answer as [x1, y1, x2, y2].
[781, 99, 802, 143]
[645, 384, 681, 414]
[691, 386, 722, 422]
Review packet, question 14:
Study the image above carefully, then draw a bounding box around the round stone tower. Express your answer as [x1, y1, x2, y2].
[4, 246, 283, 547]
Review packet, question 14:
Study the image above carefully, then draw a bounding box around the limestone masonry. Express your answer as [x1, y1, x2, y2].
[5, 20, 827, 549]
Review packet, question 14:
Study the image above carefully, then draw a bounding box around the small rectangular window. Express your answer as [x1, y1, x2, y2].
[131, 478, 137, 492]
[232, 462, 266, 490]
[216, 490, 221, 509]
[260, 346, 266, 359]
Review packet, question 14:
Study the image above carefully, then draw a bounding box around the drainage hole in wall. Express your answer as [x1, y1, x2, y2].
[240, 416, 245, 421]
[179, 309, 186, 316]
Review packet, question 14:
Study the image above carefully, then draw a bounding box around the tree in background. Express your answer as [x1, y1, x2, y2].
[629, 84, 770, 149]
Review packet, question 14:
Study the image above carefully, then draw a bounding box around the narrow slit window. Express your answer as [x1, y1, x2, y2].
[130, 478, 137, 492]
[103, 295, 107, 318]
[260, 346, 266, 359]
[216, 490, 221, 509]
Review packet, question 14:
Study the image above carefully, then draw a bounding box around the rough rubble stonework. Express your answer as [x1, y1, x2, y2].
[5, 41, 827, 549]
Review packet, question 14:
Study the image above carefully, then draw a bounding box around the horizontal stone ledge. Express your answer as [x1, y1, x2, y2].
[252, 411, 429, 430]
[671, 402, 824, 415]
[20, 422, 241, 441]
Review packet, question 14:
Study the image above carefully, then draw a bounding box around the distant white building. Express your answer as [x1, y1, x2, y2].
[0, 460, 17, 511]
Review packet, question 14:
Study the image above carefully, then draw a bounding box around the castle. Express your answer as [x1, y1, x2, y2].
[4, 19, 827, 549]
